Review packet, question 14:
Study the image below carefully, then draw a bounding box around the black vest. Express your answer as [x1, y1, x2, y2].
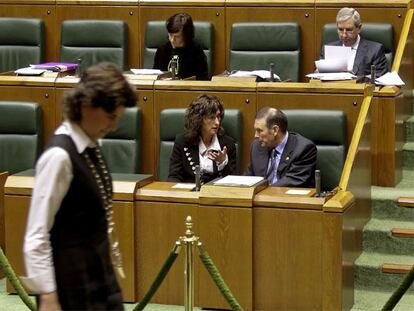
[47, 134, 109, 248]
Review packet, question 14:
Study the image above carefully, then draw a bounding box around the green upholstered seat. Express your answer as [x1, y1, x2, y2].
[158, 108, 242, 181]
[143, 21, 214, 78]
[321, 23, 394, 71]
[229, 23, 301, 82]
[0, 18, 44, 72]
[0, 102, 42, 175]
[101, 107, 141, 174]
[60, 20, 128, 71]
[284, 110, 347, 191]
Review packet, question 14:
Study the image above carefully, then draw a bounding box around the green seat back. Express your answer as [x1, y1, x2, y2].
[322, 23, 394, 71]
[229, 23, 301, 82]
[0, 102, 42, 174]
[0, 18, 44, 72]
[284, 110, 346, 191]
[158, 108, 242, 181]
[144, 21, 214, 78]
[101, 107, 141, 174]
[60, 20, 128, 71]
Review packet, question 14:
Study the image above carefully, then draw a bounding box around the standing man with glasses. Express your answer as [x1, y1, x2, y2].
[246, 107, 317, 188]
[320, 7, 388, 77]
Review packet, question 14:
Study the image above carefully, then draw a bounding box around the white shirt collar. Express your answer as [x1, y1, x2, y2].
[56, 121, 97, 154]
[199, 134, 221, 156]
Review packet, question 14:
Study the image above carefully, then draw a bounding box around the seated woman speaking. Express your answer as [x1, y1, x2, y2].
[168, 94, 237, 183]
[153, 12, 209, 80]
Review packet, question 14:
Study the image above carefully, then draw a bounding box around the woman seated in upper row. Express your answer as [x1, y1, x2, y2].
[168, 94, 237, 183]
[153, 12, 209, 81]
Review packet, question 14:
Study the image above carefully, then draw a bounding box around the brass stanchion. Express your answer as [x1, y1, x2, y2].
[179, 216, 199, 311]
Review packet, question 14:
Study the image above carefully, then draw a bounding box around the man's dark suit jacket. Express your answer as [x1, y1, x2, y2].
[320, 37, 388, 77]
[246, 132, 317, 187]
[168, 133, 237, 183]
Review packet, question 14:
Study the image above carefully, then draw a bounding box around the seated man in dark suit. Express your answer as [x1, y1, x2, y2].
[246, 107, 317, 187]
[320, 7, 388, 77]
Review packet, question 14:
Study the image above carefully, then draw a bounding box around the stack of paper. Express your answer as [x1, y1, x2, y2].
[229, 70, 280, 81]
[131, 69, 163, 75]
[30, 62, 78, 72]
[15, 67, 46, 76]
[213, 175, 264, 187]
[375, 72, 405, 86]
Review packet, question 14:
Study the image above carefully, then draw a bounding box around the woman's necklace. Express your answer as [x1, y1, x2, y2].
[82, 146, 125, 279]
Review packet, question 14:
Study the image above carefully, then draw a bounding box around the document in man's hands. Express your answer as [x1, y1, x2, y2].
[315, 58, 348, 73]
[324, 45, 352, 60]
[213, 175, 265, 187]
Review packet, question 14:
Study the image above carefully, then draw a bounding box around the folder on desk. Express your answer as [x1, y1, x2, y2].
[31, 62, 78, 72]
[212, 175, 265, 187]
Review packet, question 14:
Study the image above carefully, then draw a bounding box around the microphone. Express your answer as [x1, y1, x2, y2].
[169, 55, 179, 80]
[370, 65, 376, 84]
[76, 58, 82, 77]
[315, 170, 321, 197]
[195, 165, 201, 192]
[269, 63, 275, 82]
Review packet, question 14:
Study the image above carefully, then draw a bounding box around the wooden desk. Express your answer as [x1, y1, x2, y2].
[4, 173, 152, 302]
[253, 187, 365, 311]
[134, 181, 367, 311]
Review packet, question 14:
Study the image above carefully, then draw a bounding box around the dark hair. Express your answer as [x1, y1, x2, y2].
[184, 94, 225, 145]
[166, 12, 195, 45]
[256, 106, 288, 133]
[63, 62, 137, 122]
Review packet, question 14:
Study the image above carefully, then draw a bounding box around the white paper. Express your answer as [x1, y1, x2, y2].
[172, 183, 196, 189]
[375, 71, 405, 86]
[213, 175, 264, 187]
[324, 45, 352, 60]
[131, 69, 163, 75]
[230, 70, 280, 81]
[306, 72, 356, 81]
[14, 67, 46, 76]
[285, 189, 311, 195]
[315, 58, 348, 73]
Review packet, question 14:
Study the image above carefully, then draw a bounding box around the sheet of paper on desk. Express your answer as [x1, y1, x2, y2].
[375, 72, 405, 86]
[324, 45, 352, 60]
[285, 189, 311, 195]
[213, 175, 264, 187]
[131, 69, 163, 75]
[14, 67, 46, 76]
[172, 183, 196, 189]
[306, 72, 356, 81]
[230, 70, 280, 80]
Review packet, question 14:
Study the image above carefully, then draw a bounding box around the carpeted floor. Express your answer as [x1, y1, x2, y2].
[350, 111, 414, 310]
[0, 278, 204, 311]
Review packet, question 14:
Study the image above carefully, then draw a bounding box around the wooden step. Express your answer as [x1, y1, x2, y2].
[392, 228, 414, 238]
[382, 263, 414, 274]
[398, 197, 414, 208]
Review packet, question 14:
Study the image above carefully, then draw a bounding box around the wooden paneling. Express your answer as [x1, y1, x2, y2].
[0, 4, 58, 63]
[198, 205, 252, 310]
[0, 85, 56, 146]
[225, 7, 315, 81]
[113, 200, 136, 301]
[139, 7, 225, 75]
[253, 207, 323, 310]
[56, 5, 139, 68]
[0, 171, 8, 279]
[4, 194, 31, 292]
[135, 200, 198, 305]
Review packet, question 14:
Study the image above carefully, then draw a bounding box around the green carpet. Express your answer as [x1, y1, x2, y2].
[0, 278, 204, 311]
[350, 112, 414, 311]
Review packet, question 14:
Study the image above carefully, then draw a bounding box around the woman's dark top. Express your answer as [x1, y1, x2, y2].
[153, 41, 209, 80]
[168, 133, 237, 183]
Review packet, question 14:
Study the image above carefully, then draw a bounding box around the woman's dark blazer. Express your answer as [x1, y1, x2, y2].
[168, 133, 237, 183]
